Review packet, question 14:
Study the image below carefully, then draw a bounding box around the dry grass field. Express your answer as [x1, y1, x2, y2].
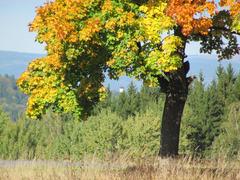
[0, 156, 240, 180]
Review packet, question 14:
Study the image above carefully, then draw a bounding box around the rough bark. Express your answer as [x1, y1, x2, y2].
[159, 67, 189, 157]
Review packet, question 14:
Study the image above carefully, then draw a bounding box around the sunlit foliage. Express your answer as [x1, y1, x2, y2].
[18, 0, 240, 118]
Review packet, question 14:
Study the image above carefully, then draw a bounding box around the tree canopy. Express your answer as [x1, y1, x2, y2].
[17, 0, 240, 119]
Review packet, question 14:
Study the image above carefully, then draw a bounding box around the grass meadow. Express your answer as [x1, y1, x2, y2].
[0, 156, 240, 180]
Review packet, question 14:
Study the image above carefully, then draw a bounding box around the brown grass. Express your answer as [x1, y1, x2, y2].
[0, 156, 240, 180]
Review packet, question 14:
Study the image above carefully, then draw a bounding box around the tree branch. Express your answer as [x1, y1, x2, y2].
[211, 26, 240, 36]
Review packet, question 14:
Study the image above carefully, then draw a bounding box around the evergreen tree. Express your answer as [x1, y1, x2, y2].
[216, 64, 236, 105]
[204, 81, 225, 155]
[232, 72, 240, 102]
[211, 102, 240, 158]
[115, 89, 128, 119]
[181, 66, 237, 156]
[126, 82, 141, 117]
[115, 82, 140, 119]
[181, 73, 209, 155]
[139, 85, 162, 112]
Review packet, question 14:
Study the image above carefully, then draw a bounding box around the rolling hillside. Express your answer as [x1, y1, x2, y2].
[0, 51, 43, 78]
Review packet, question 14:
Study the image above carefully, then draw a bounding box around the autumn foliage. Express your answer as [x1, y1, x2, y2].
[18, 0, 240, 119]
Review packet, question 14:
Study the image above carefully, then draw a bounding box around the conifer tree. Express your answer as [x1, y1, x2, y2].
[181, 73, 208, 155]
[232, 73, 240, 101]
[211, 102, 240, 158]
[216, 64, 236, 105]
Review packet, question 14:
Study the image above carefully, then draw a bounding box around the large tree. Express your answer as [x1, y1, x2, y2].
[18, 0, 240, 156]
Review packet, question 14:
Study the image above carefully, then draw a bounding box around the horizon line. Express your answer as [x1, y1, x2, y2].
[0, 49, 46, 55]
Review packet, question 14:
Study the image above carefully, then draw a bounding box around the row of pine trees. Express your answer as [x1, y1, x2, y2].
[0, 64, 240, 160]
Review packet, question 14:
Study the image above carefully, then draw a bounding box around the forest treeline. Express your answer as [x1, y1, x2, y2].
[0, 74, 27, 120]
[0, 64, 240, 160]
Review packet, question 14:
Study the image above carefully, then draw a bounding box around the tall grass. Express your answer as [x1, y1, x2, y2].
[0, 156, 239, 180]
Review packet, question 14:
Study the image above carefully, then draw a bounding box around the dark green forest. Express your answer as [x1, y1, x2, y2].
[0, 64, 240, 160]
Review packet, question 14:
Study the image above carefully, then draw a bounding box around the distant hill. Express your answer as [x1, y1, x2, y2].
[188, 54, 240, 83]
[0, 50, 44, 78]
[0, 50, 239, 90]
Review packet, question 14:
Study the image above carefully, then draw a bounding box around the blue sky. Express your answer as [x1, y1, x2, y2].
[0, 0, 46, 54]
[0, 0, 202, 55]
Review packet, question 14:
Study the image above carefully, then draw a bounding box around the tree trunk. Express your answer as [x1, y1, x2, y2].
[157, 26, 190, 157]
[159, 67, 189, 157]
